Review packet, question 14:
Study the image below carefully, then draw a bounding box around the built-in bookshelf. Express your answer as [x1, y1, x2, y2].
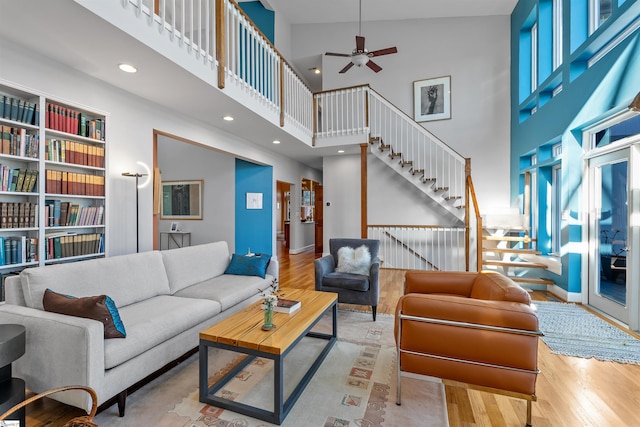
[0, 79, 107, 275]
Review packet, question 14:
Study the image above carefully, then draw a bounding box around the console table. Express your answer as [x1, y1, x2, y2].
[160, 232, 191, 250]
[0, 324, 26, 425]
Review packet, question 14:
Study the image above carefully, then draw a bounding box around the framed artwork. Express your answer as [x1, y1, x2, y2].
[413, 76, 451, 122]
[169, 221, 180, 232]
[246, 192, 263, 209]
[161, 180, 203, 220]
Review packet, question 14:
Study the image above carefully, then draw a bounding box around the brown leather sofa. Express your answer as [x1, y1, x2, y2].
[395, 270, 542, 427]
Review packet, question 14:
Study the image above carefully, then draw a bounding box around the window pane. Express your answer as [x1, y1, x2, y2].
[594, 114, 640, 148]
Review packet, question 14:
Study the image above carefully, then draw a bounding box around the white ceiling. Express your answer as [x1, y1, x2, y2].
[261, 0, 517, 24]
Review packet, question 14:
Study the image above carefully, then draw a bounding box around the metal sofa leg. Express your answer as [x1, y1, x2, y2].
[372, 305, 377, 321]
[525, 399, 532, 427]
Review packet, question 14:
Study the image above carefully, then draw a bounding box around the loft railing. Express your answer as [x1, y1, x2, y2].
[121, 0, 313, 140]
[314, 85, 370, 141]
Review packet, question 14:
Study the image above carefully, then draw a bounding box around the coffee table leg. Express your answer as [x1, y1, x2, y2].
[275, 354, 283, 423]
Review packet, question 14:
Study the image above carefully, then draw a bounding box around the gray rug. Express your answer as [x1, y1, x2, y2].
[535, 301, 640, 364]
[95, 310, 448, 426]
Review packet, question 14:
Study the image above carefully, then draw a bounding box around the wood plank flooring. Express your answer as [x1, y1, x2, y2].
[18, 243, 640, 426]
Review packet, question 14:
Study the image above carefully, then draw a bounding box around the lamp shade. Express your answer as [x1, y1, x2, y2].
[352, 54, 369, 67]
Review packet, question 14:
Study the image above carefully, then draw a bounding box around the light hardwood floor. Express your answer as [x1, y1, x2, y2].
[19, 244, 640, 426]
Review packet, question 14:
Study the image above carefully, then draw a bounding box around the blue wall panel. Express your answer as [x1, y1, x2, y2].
[235, 159, 273, 256]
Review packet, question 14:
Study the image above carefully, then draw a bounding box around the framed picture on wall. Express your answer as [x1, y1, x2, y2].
[161, 180, 203, 220]
[414, 75, 451, 122]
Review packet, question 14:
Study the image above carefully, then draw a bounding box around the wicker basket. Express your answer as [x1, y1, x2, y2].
[0, 385, 98, 427]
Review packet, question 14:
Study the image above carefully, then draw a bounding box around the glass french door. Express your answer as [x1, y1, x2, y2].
[588, 149, 630, 323]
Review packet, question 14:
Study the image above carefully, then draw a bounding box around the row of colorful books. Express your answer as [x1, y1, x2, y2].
[45, 138, 104, 167]
[45, 232, 104, 260]
[45, 169, 105, 196]
[0, 167, 37, 193]
[1, 95, 38, 126]
[44, 200, 104, 227]
[0, 236, 38, 266]
[1, 125, 39, 158]
[45, 103, 105, 141]
[0, 202, 37, 229]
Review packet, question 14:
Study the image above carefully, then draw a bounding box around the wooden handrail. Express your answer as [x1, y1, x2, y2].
[313, 84, 371, 96]
[215, 0, 225, 89]
[466, 173, 483, 272]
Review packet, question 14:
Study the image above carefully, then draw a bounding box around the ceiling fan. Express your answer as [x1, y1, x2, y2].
[325, 0, 398, 73]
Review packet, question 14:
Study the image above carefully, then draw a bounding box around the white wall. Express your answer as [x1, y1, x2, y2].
[0, 38, 321, 256]
[322, 155, 361, 246]
[157, 135, 235, 249]
[291, 15, 512, 213]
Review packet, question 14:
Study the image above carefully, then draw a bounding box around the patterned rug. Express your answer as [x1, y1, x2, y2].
[94, 310, 448, 426]
[535, 301, 640, 364]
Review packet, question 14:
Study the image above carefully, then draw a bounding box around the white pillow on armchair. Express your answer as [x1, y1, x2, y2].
[336, 245, 372, 275]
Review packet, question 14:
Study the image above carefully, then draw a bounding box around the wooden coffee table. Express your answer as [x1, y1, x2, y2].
[199, 288, 337, 425]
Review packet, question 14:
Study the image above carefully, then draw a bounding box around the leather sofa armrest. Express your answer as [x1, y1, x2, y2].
[404, 270, 477, 296]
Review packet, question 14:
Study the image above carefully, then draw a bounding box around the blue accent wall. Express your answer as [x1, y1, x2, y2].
[237, 0, 275, 44]
[235, 159, 273, 256]
[510, 0, 640, 293]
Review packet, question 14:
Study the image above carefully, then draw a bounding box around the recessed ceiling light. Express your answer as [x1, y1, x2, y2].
[314, 69, 321, 74]
[338, 150, 345, 153]
[223, 115, 234, 121]
[118, 63, 138, 73]
[273, 140, 281, 144]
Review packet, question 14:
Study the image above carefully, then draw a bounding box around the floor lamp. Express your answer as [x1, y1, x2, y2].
[122, 172, 147, 252]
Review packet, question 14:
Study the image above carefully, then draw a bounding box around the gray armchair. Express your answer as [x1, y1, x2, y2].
[314, 238, 381, 321]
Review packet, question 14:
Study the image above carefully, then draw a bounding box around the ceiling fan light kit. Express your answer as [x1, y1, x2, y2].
[325, 0, 397, 73]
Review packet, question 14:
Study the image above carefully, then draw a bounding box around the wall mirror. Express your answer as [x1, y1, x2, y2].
[161, 180, 203, 220]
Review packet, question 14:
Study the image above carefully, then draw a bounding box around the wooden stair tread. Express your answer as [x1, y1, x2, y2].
[483, 236, 534, 242]
[483, 260, 548, 268]
[482, 248, 542, 255]
[508, 276, 555, 285]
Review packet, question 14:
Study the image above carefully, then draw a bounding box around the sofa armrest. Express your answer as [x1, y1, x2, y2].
[0, 304, 105, 411]
[404, 270, 477, 296]
[314, 255, 335, 290]
[267, 256, 279, 280]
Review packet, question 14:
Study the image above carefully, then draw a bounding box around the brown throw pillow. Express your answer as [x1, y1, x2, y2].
[43, 289, 127, 339]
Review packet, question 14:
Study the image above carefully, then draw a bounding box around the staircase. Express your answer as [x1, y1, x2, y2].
[369, 136, 465, 221]
[481, 213, 555, 287]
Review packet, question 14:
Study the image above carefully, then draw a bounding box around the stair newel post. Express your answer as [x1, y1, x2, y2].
[465, 158, 471, 271]
[215, 0, 226, 89]
[361, 142, 369, 238]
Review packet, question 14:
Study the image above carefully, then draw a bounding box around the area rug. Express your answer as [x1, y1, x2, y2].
[94, 310, 448, 426]
[535, 301, 640, 364]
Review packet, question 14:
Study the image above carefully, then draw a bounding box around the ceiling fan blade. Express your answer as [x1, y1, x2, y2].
[370, 47, 398, 57]
[356, 35, 365, 52]
[366, 60, 382, 73]
[325, 52, 351, 57]
[339, 62, 355, 74]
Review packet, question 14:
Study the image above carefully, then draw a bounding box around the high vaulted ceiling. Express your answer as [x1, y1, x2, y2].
[259, 0, 517, 24]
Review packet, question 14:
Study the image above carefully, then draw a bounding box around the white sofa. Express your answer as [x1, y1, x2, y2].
[0, 241, 277, 415]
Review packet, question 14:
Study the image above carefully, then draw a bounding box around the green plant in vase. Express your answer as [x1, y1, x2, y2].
[262, 294, 277, 330]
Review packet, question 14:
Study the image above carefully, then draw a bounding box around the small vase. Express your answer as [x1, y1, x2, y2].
[262, 302, 274, 330]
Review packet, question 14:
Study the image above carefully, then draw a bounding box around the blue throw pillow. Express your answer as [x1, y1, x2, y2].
[43, 288, 127, 339]
[224, 253, 271, 279]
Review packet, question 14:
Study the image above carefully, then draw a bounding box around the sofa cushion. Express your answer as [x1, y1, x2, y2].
[20, 251, 170, 310]
[224, 253, 271, 279]
[104, 295, 221, 369]
[173, 274, 274, 311]
[43, 288, 126, 339]
[322, 272, 370, 292]
[162, 241, 231, 294]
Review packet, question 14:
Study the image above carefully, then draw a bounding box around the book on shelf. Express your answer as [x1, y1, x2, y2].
[0, 94, 38, 125]
[261, 298, 301, 314]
